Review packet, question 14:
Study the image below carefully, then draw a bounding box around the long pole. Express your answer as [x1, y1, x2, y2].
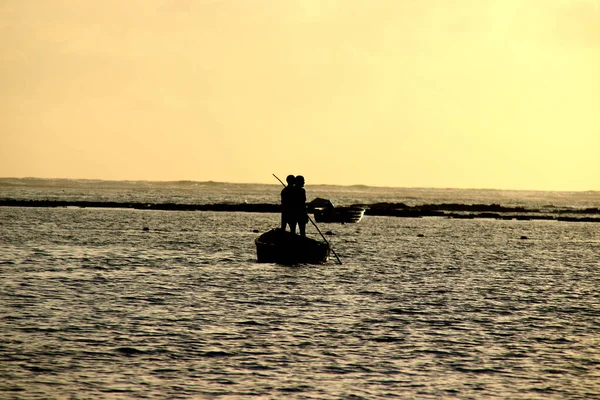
[273, 174, 342, 265]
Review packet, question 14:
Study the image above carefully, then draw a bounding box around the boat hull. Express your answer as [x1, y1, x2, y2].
[313, 207, 366, 223]
[255, 229, 330, 264]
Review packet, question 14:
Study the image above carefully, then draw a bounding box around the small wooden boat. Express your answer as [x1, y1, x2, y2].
[255, 229, 330, 264]
[308, 197, 366, 223]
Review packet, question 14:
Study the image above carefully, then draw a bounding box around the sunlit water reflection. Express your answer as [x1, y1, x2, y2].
[1, 207, 599, 399]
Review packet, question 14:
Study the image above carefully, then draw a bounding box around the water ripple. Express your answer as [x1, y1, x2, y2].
[1, 209, 599, 398]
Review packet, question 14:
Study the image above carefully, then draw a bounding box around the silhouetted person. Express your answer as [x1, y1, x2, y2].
[292, 175, 308, 237]
[280, 175, 297, 233]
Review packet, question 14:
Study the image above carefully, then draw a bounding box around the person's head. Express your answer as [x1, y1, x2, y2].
[286, 175, 295, 185]
[295, 175, 305, 187]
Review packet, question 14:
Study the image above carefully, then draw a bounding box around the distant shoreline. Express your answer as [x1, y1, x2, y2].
[1, 177, 599, 194]
[1, 199, 599, 223]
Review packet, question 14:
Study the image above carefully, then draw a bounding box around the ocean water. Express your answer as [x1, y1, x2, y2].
[1, 180, 600, 399]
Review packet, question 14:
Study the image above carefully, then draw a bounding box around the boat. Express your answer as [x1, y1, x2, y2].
[255, 229, 330, 264]
[308, 198, 366, 223]
[313, 206, 366, 223]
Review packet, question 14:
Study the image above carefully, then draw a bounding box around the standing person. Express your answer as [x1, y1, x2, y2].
[280, 175, 296, 233]
[292, 175, 309, 237]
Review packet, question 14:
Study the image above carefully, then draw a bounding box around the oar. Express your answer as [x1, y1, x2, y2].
[273, 174, 342, 265]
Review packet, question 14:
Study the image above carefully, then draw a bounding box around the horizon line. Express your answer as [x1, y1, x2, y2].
[0, 176, 598, 194]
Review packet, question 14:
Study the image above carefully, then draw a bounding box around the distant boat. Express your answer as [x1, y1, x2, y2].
[313, 206, 366, 223]
[308, 198, 366, 223]
[255, 229, 330, 265]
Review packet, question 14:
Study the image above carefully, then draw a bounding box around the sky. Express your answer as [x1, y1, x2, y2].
[1, 0, 599, 190]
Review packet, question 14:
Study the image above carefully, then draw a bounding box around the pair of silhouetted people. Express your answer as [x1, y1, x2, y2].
[280, 175, 308, 237]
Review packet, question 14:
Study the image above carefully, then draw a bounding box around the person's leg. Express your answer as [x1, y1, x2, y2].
[299, 222, 305, 237]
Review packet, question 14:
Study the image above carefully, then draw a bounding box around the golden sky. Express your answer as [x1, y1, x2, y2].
[1, 0, 599, 190]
